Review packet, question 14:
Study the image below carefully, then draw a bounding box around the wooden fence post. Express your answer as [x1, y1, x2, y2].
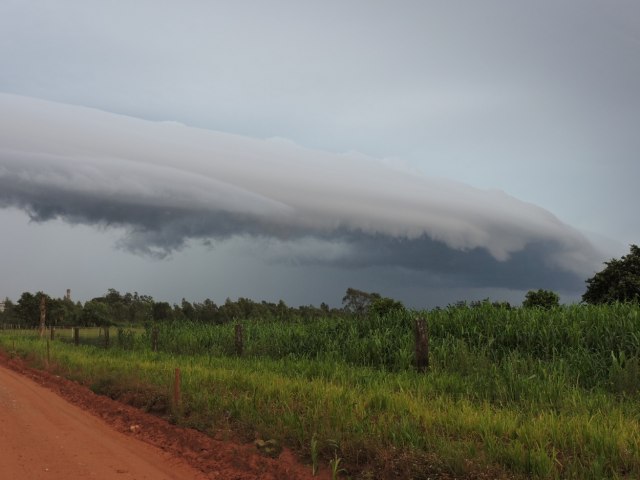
[151, 326, 159, 352]
[173, 367, 182, 412]
[50, 326, 55, 341]
[414, 317, 429, 373]
[39, 296, 46, 338]
[104, 326, 110, 348]
[235, 323, 244, 356]
[73, 327, 80, 346]
[46, 340, 50, 367]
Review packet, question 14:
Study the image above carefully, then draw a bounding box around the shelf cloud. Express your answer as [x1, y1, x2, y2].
[0, 93, 599, 290]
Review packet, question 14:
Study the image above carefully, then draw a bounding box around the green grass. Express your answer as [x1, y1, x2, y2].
[2, 304, 640, 478]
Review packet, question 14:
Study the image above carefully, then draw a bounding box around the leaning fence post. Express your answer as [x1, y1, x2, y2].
[73, 327, 80, 346]
[414, 317, 429, 372]
[235, 323, 244, 356]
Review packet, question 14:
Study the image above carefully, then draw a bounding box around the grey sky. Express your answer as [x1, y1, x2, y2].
[0, 1, 638, 307]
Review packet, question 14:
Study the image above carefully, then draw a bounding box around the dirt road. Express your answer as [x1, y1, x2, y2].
[0, 356, 323, 480]
[0, 363, 209, 480]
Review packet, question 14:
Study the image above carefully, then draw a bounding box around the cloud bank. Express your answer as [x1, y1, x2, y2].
[0, 93, 599, 290]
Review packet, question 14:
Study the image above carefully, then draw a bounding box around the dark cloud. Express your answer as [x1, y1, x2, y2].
[0, 161, 291, 257]
[327, 232, 586, 291]
[0, 94, 601, 290]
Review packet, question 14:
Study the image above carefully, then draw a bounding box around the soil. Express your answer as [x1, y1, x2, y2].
[0, 352, 328, 480]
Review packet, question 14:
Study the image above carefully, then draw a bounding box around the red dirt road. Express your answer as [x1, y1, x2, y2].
[0, 356, 325, 480]
[0, 363, 207, 480]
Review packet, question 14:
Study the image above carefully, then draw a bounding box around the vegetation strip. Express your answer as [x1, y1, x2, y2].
[2, 302, 640, 479]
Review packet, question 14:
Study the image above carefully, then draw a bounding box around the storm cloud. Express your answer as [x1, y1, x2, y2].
[0, 93, 599, 291]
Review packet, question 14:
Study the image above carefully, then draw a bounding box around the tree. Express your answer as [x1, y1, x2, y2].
[341, 288, 404, 317]
[583, 245, 640, 304]
[152, 302, 173, 322]
[342, 288, 381, 316]
[276, 300, 289, 320]
[0, 298, 17, 325]
[81, 300, 110, 326]
[49, 297, 81, 327]
[522, 289, 560, 309]
[369, 297, 404, 317]
[180, 298, 196, 321]
[126, 292, 154, 324]
[15, 291, 51, 326]
[197, 299, 219, 323]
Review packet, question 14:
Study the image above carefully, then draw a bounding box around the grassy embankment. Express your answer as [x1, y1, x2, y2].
[1, 303, 640, 479]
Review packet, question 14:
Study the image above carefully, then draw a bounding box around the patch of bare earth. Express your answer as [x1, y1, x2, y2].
[0, 351, 327, 480]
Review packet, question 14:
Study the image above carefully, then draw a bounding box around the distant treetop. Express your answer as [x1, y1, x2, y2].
[522, 289, 560, 309]
[583, 244, 640, 304]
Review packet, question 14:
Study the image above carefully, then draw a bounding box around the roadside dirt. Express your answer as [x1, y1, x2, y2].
[0, 352, 327, 480]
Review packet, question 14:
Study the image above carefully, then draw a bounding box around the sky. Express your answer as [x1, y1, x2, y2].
[0, 1, 638, 308]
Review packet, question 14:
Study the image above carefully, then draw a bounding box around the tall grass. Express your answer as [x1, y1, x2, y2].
[2, 303, 640, 478]
[124, 303, 640, 395]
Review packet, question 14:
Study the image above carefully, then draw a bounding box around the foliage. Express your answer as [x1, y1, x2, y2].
[81, 300, 111, 326]
[369, 296, 404, 317]
[47, 298, 75, 326]
[152, 301, 172, 322]
[583, 244, 640, 304]
[4, 304, 640, 480]
[91, 289, 153, 324]
[39, 302, 640, 394]
[0, 297, 17, 324]
[1, 288, 350, 328]
[341, 287, 380, 315]
[522, 289, 560, 309]
[6, 283, 640, 478]
[14, 291, 50, 326]
[447, 298, 512, 310]
[341, 287, 402, 317]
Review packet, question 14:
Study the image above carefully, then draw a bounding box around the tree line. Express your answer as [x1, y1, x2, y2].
[1, 244, 638, 327]
[0, 286, 409, 328]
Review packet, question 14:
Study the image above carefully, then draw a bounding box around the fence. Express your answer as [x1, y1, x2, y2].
[0, 318, 432, 372]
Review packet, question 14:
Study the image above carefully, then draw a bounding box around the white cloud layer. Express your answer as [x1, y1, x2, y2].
[0, 93, 600, 288]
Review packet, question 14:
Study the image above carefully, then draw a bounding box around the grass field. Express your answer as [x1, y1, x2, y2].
[2, 303, 640, 479]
